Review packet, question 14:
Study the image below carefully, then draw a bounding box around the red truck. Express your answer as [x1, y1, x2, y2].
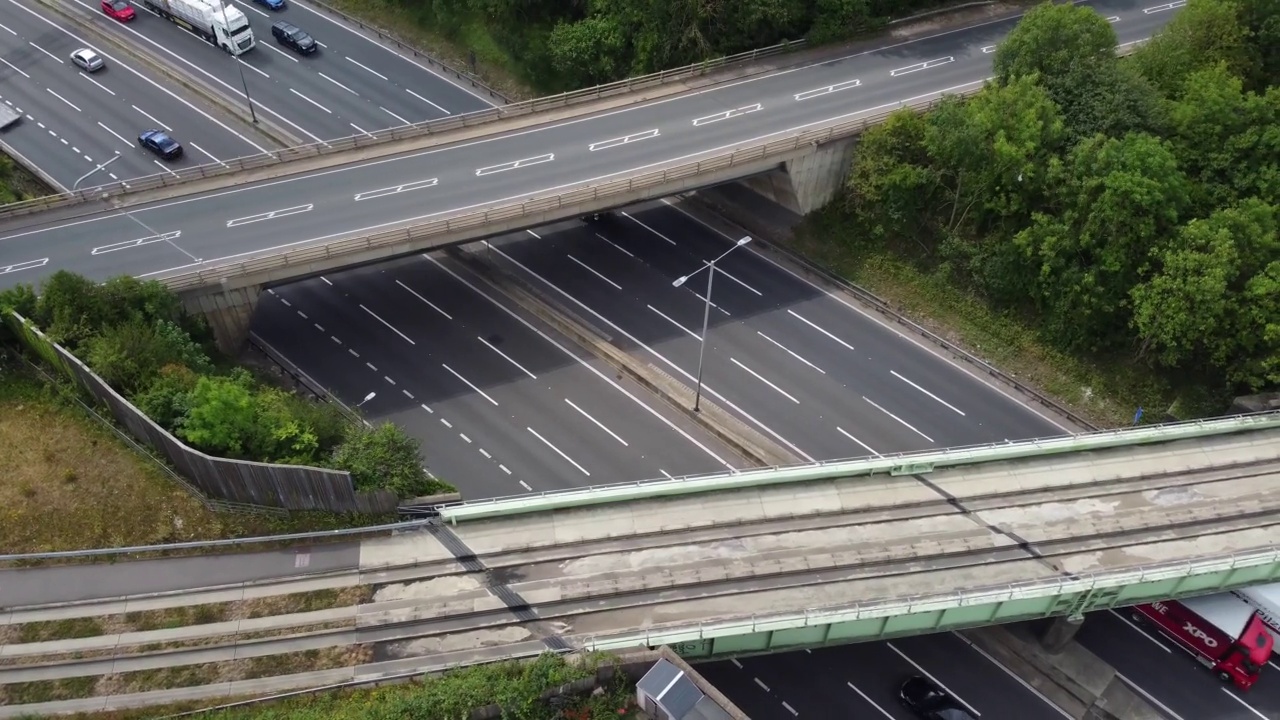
[1131, 593, 1274, 690]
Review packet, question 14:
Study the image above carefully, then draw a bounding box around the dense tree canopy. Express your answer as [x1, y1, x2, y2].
[841, 0, 1280, 401]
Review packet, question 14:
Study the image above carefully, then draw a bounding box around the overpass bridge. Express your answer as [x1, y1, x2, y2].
[3, 412, 1277, 715]
[0, 0, 1175, 351]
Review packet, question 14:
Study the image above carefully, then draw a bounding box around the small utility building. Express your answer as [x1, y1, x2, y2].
[636, 658, 734, 720]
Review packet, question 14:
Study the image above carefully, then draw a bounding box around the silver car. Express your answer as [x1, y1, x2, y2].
[70, 48, 105, 73]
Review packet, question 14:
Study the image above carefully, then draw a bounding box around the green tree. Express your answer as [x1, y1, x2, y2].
[250, 387, 321, 464]
[1040, 56, 1167, 144]
[0, 284, 38, 318]
[34, 271, 112, 350]
[179, 370, 258, 457]
[1238, 0, 1280, 91]
[993, 2, 1117, 86]
[1018, 133, 1191, 351]
[547, 16, 628, 86]
[330, 423, 435, 498]
[134, 364, 200, 430]
[809, 0, 874, 43]
[84, 319, 211, 395]
[1131, 0, 1252, 97]
[1131, 200, 1280, 388]
[845, 108, 940, 247]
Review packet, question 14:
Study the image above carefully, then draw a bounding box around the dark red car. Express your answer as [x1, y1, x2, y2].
[102, 0, 136, 21]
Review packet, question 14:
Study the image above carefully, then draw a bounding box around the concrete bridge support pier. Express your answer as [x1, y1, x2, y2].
[181, 284, 261, 355]
[738, 137, 858, 215]
[1039, 614, 1086, 654]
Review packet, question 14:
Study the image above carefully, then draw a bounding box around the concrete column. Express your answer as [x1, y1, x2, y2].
[181, 283, 261, 355]
[1039, 614, 1086, 654]
[783, 137, 858, 214]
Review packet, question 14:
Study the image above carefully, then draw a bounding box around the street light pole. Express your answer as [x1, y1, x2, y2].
[72, 152, 121, 191]
[672, 236, 751, 412]
[217, 3, 257, 123]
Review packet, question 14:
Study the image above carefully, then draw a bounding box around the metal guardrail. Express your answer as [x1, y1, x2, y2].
[0, 38, 806, 221]
[580, 545, 1280, 651]
[435, 411, 1280, 522]
[161, 90, 973, 292]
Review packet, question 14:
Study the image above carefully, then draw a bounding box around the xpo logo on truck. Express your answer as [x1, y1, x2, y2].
[1185, 622, 1220, 647]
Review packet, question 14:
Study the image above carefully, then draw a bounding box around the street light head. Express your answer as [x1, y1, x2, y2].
[362, 392, 377, 403]
[672, 276, 688, 288]
[736, 236, 752, 246]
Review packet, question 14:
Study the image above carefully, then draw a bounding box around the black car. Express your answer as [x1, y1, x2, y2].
[138, 130, 182, 160]
[899, 676, 976, 720]
[272, 21, 316, 55]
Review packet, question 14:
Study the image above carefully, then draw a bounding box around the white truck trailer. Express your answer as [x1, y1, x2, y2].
[0, 105, 21, 130]
[142, 0, 255, 55]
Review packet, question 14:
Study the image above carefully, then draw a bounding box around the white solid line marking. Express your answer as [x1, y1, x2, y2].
[290, 88, 332, 114]
[757, 331, 824, 373]
[595, 232, 634, 257]
[647, 304, 700, 340]
[381, 106, 410, 125]
[527, 426, 589, 475]
[794, 78, 861, 101]
[836, 427, 880, 456]
[97, 121, 129, 147]
[566, 254, 621, 289]
[687, 287, 729, 316]
[29, 42, 62, 64]
[659, 469, 673, 479]
[261, 41, 298, 61]
[887, 643, 981, 716]
[154, 160, 178, 177]
[693, 103, 762, 126]
[890, 56, 954, 77]
[79, 72, 115, 96]
[0, 258, 48, 276]
[519, 480, 531, 490]
[320, 277, 333, 285]
[589, 128, 660, 152]
[891, 370, 966, 415]
[753, 677, 770, 692]
[0, 58, 29, 78]
[464, 247, 794, 463]
[0, 22, 14, 35]
[346, 55, 388, 79]
[406, 88, 449, 114]
[1114, 673, 1186, 720]
[91, 231, 181, 255]
[318, 72, 358, 95]
[620, 211, 677, 245]
[950, 631, 1072, 719]
[781, 701, 797, 716]
[351, 122, 372, 137]
[396, 279, 452, 319]
[863, 396, 933, 442]
[847, 682, 895, 719]
[731, 357, 799, 404]
[706, 262, 761, 295]
[730, 658, 742, 669]
[1107, 15, 1120, 22]
[442, 364, 498, 406]
[360, 304, 416, 345]
[1143, 1, 1186, 14]
[1219, 690, 1268, 720]
[478, 336, 536, 379]
[500, 464, 512, 475]
[132, 105, 169, 131]
[46, 88, 80, 112]
[227, 204, 313, 227]
[238, 59, 270, 79]
[189, 142, 223, 165]
[354, 177, 438, 202]
[475, 153, 554, 176]
[1108, 610, 1172, 653]
[981, 45, 997, 53]
[564, 398, 628, 446]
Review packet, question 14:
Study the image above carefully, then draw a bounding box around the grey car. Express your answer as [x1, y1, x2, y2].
[70, 48, 105, 73]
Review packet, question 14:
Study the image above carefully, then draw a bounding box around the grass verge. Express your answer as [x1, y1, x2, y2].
[786, 209, 1176, 428]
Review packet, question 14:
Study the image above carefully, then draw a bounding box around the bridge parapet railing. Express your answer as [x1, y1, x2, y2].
[162, 91, 976, 293]
[432, 410, 1280, 522]
[0, 40, 807, 221]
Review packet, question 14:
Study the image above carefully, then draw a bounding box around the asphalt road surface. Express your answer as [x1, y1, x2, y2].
[698, 632, 1072, 720]
[252, 251, 742, 498]
[66, 0, 494, 145]
[0, 0, 1178, 289]
[0, 0, 272, 188]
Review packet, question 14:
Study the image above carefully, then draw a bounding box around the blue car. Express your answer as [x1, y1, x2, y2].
[138, 130, 183, 161]
[253, 0, 286, 9]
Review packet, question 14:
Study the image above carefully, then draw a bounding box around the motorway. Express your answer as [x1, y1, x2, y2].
[0, 0, 1177, 286]
[0, 0, 273, 188]
[67, 0, 494, 143]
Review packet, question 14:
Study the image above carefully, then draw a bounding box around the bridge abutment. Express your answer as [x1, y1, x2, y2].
[1039, 614, 1085, 654]
[181, 284, 261, 355]
[740, 137, 857, 215]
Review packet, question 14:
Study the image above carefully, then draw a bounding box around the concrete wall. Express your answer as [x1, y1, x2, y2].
[736, 137, 856, 215]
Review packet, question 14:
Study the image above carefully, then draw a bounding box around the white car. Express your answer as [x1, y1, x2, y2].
[70, 48, 105, 73]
